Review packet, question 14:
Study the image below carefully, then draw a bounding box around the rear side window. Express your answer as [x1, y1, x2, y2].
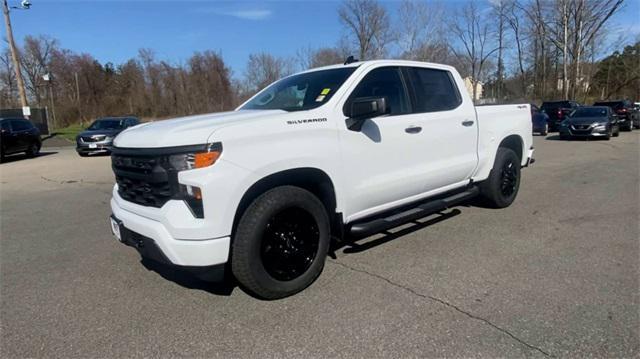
[10, 120, 32, 131]
[345, 67, 411, 116]
[406, 67, 461, 113]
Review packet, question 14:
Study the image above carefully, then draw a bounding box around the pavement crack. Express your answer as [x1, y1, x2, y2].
[330, 259, 553, 357]
[41, 176, 112, 186]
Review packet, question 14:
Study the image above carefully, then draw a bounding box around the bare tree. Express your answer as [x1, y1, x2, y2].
[309, 47, 344, 68]
[491, 0, 510, 100]
[19, 35, 58, 106]
[396, 0, 445, 59]
[244, 53, 293, 92]
[338, 0, 391, 60]
[451, 1, 500, 102]
[0, 48, 17, 107]
[568, 0, 623, 99]
[505, 1, 529, 97]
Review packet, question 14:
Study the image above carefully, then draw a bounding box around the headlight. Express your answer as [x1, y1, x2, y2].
[167, 147, 221, 171]
[163, 143, 222, 218]
[593, 124, 606, 131]
[104, 136, 114, 142]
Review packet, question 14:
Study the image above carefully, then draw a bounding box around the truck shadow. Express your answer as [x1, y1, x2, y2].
[334, 208, 462, 255]
[140, 258, 236, 296]
[139, 207, 465, 297]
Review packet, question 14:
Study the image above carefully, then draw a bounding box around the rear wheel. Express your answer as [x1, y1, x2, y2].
[541, 124, 548, 136]
[232, 186, 330, 299]
[26, 142, 40, 158]
[479, 147, 521, 208]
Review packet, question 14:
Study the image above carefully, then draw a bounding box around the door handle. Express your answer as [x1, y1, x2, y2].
[462, 120, 475, 127]
[405, 126, 422, 134]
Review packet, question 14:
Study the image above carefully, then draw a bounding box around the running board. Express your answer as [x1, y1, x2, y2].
[348, 187, 480, 238]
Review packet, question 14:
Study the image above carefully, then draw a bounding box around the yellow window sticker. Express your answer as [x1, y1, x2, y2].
[320, 88, 331, 95]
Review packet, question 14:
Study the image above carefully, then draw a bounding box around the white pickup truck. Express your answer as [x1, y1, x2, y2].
[109, 60, 534, 299]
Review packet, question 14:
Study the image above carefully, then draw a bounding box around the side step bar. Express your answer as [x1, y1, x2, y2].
[348, 187, 480, 238]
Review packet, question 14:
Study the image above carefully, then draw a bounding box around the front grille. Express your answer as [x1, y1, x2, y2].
[572, 124, 591, 130]
[112, 154, 177, 208]
[81, 135, 105, 142]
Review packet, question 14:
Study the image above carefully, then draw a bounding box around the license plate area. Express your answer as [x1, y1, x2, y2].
[89, 144, 98, 149]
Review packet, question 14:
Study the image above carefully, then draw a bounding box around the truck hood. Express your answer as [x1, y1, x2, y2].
[113, 110, 285, 148]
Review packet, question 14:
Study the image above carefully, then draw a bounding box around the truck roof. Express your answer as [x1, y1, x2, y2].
[303, 59, 457, 74]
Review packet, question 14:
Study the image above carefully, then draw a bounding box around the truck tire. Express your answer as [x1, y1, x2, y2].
[479, 147, 521, 208]
[231, 185, 330, 299]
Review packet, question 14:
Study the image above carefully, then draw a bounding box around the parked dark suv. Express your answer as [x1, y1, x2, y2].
[592, 100, 638, 131]
[0, 118, 42, 162]
[76, 117, 139, 156]
[540, 100, 581, 131]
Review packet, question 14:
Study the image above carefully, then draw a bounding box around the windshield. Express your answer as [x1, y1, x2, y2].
[240, 67, 357, 112]
[570, 108, 608, 117]
[541, 101, 570, 110]
[88, 119, 125, 130]
[593, 102, 622, 109]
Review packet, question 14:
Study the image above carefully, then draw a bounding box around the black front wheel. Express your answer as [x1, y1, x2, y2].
[479, 147, 521, 208]
[232, 186, 330, 299]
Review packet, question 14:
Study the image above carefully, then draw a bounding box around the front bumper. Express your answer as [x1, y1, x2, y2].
[525, 147, 535, 167]
[77, 142, 113, 154]
[110, 197, 230, 266]
[559, 126, 609, 137]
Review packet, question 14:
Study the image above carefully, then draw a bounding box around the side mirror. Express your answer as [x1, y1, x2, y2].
[346, 97, 387, 131]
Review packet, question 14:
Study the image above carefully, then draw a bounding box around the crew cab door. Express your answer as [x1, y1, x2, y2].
[400, 66, 478, 192]
[338, 66, 430, 220]
[338, 65, 478, 221]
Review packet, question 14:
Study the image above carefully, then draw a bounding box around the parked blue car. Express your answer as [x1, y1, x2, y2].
[531, 104, 550, 135]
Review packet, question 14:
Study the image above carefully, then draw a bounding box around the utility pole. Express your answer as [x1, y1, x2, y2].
[2, 0, 29, 108]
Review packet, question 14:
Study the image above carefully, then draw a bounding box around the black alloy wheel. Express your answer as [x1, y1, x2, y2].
[500, 158, 518, 198]
[260, 207, 320, 281]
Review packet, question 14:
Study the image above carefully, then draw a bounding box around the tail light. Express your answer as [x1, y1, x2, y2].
[557, 109, 563, 118]
[617, 108, 627, 113]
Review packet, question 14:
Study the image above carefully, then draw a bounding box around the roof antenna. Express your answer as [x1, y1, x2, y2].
[344, 56, 358, 65]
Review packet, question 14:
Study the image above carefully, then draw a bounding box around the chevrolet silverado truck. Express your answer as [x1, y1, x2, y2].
[109, 60, 534, 299]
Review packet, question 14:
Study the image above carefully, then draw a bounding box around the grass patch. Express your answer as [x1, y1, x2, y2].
[55, 123, 86, 141]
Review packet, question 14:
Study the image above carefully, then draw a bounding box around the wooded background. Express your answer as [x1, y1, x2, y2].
[1, 0, 638, 128]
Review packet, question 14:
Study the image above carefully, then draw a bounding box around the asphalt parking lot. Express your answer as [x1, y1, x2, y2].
[1, 133, 638, 358]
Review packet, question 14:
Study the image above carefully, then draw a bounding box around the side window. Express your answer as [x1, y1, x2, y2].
[345, 67, 410, 116]
[129, 118, 139, 126]
[11, 120, 31, 131]
[407, 67, 461, 113]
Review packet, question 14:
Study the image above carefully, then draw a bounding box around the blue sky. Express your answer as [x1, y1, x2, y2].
[5, 0, 640, 78]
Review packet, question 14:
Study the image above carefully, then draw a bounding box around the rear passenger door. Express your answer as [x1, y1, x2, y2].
[401, 66, 478, 192]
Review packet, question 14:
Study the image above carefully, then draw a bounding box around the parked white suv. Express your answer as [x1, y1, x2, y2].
[109, 60, 534, 299]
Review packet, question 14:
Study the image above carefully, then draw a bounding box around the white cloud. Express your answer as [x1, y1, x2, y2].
[223, 9, 272, 20]
[195, 7, 272, 20]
